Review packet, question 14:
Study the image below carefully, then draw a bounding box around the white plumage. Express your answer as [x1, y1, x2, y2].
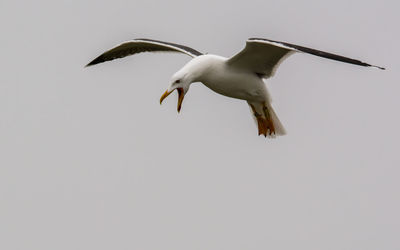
[86, 38, 384, 138]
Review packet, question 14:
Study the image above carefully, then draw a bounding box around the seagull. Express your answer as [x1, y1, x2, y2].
[86, 38, 384, 137]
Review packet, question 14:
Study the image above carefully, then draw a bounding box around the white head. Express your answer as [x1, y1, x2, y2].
[159, 67, 194, 113]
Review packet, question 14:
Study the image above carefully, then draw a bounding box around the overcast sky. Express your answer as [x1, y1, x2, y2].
[1, 0, 399, 250]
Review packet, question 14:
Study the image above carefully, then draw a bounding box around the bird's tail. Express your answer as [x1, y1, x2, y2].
[248, 101, 286, 138]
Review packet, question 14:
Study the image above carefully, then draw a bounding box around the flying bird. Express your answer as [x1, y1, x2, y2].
[86, 38, 384, 137]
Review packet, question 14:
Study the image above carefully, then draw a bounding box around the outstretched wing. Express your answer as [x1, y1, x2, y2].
[86, 38, 203, 67]
[227, 38, 385, 78]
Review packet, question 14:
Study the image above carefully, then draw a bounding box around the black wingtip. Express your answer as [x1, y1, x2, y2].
[372, 65, 386, 70]
[85, 55, 107, 68]
[85, 60, 96, 68]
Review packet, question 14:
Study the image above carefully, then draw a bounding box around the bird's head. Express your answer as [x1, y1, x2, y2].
[159, 71, 192, 113]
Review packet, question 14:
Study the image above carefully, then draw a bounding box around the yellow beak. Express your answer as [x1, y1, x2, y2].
[160, 87, 184, 113]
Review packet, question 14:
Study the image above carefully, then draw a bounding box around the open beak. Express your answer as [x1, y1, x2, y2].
[160, 87, 185, 113]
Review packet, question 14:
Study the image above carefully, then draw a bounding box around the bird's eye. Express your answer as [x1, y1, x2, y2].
[175, 80, 180, 84]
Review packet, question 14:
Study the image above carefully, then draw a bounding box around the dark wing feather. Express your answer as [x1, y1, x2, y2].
[227, 38, 385, 78]
[250, 38, 385, 70]
[86, 38, 203, 67]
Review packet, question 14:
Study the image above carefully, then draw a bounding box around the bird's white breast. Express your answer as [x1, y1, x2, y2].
[188, 55, 269, 102]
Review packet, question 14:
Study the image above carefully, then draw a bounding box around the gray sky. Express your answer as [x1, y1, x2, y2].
[1, 0, 399, 249]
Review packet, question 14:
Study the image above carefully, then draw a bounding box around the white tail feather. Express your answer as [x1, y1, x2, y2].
[265, 103, 286, 136]
[248, 101, 286, 137]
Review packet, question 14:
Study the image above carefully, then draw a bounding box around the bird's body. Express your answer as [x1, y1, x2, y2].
[86, 37, 384, 138]
[179, 54, 268, 102]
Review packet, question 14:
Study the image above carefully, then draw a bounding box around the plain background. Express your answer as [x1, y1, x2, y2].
[1, 0, 399, 249]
